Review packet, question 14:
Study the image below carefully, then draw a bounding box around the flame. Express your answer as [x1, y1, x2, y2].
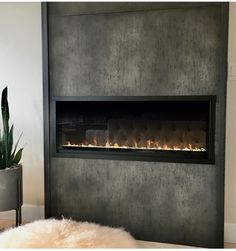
[133, 140, 138, 148]
[63, 139, 205, 152]
[114, 143, 119, 148]
[93, 138, 97, 146]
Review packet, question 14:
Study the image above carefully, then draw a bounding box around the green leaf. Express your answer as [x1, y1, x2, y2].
[0, 151, 4, 169]
[0, 86, 23, 169]
[11, 132, 22, 158]
[7, 125, 13, 159]
[0, 160, 4, 169]
[2, 130, 8, 167]
[13, 148, 23, 164]
[0, 129, 2, 152]
[1, 86, 9, 134]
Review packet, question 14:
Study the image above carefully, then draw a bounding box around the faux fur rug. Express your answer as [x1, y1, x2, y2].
[0, 218, 138, 248]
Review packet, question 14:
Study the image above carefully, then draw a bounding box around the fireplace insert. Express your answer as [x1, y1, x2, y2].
[53, 96, 215, 163]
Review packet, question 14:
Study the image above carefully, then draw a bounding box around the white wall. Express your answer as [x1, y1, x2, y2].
[0, 2, 44, 215]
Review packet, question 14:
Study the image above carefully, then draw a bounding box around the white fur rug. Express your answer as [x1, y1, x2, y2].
[0, 219, 138, 248]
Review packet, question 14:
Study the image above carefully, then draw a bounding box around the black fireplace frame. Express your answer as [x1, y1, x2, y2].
[51, 95, 216, 164]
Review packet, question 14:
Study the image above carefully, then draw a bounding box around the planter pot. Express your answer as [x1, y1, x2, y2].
[0, 165, 23, 226]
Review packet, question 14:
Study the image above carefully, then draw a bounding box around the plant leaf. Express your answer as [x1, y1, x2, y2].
[7, 125, 13, 159]
[0, 160, 4, 169]
[11, 132, 22, 158]
[1, 86, 9, 134]
[0, 86, 23, 168]
[2, 130, 8, 167]
[13, 148, 23, 164]
[0, 128, 2, 152]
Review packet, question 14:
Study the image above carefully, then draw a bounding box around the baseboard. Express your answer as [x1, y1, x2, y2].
[225, 223, 236, 243]
[0, 204, 44, 222]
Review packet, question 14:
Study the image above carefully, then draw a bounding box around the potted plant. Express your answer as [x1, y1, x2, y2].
[0, 86, 23, 226]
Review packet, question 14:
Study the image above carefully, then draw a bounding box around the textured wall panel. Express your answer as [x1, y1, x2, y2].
[45, 3, 228, 248]
[50, 158, 218, 247]
[49, 6, 221, 97]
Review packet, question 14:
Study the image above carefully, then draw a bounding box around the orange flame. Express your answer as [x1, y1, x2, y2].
[63, 139, 205, 152]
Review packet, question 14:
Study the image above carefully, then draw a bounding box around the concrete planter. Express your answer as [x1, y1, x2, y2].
[0, 165, 23, 226]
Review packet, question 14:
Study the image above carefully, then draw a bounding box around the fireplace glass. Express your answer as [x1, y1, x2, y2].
[55, 97, 215, 163]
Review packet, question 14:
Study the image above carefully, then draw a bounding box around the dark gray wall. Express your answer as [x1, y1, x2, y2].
[44, 3, 228, 248]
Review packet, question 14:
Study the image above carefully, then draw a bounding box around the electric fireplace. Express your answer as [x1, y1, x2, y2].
[53, 96, 215, 163]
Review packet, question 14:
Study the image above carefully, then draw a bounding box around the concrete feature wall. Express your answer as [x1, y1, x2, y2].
[46, 3, 227, 248]
[0, 3, 44, 209]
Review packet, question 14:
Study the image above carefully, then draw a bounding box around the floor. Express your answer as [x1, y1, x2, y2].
[0, 220, 235, 248]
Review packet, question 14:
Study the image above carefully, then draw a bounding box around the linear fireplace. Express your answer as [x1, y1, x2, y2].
[53, 96, 215, 163]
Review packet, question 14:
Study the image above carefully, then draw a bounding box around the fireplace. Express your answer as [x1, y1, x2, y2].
[53, 96, 215, 163]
